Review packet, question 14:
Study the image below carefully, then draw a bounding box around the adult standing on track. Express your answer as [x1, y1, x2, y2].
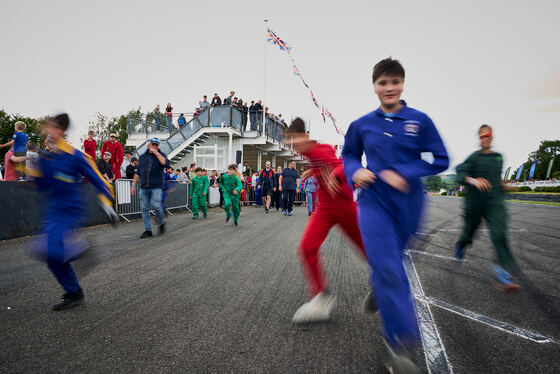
[279, 160, 300, 216]
[131, 137, 170, 238]
[273, 166, 283, 211]
[101, 133, 123, 179]
[454, 124, 521, 292]
[257, 161, 276, 213]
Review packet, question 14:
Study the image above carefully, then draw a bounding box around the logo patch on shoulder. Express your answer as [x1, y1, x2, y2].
[403, 121, 420, 136]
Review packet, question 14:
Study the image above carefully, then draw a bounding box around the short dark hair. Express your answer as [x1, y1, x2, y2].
[190, 163, 196, 168]
[228, 164, 237, 170]
[176, 169, 180, 172]
[131, 157, 138, 163]
[182, 167, 188, 171]
[28, 142, 37, 151]
[195, 167, 203, 172]
[50, 113, 70, 131]
[372, 58, 405, 84]
[479, 124, 492, 133]
[287, 117, 306, 134]
[124, 151, 131, 155]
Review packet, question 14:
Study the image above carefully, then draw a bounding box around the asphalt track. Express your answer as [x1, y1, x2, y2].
[1, 197, 559, 373]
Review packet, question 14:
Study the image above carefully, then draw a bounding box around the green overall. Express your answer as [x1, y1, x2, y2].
[457, 151, 517, 271]
[219, 174, 242, 223]
[191, 175, 209, 218]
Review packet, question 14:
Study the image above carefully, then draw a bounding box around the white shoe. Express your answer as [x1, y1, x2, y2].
[292, 291, 336, 324]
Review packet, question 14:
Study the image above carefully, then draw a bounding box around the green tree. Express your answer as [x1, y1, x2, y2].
[515, 140, 560, 181]
[424, 175, 442, 191]
[0, 109, 46, 162]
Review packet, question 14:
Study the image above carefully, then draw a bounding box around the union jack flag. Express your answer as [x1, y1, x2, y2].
[310, 91, 320, 108]
[321, 106, 326, 122]
[267, 28, 291, 52]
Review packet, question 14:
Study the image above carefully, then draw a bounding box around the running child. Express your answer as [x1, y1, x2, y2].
[220, 164, 242, 226]
[286, 118, 369, 324]
[342, 58, 449, 372]
[454, 124, 520, 292]
[191, 167, 209, 219]
[30, 113, 115, 311]
[0, 121, 28, 181]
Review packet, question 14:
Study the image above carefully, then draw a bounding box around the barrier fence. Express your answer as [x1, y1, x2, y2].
[114, 179, 189, 221]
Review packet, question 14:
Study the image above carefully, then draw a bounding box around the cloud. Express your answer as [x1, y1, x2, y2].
[532, 65, 560, 99]
[536, 103, 560, 112]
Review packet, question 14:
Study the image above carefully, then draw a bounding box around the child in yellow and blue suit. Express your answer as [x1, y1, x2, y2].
[32, 113, 114, 311]
[343, 58, 449, 372]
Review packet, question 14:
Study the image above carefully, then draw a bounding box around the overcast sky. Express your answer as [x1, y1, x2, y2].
[1, 0, 559, 171]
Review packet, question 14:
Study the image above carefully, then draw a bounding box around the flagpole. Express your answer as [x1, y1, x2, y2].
[263, 19, 268, 138]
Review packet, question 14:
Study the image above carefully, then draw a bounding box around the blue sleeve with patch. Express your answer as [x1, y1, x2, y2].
[391, 115, 449, 181]
[342, 121, 364, 187]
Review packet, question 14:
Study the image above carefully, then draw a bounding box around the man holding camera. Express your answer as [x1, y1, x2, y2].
[131, 138, 170, 238]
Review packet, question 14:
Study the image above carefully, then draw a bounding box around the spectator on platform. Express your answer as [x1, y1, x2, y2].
[178, 167, 189, 183]
[83, 130, 97, 161]
[154, 104, 162, 131]
[178, 113, 187, 128]
[96, 151, 114, 182]
[125, 157, 138, 179]
[165, 103, 173, 132]
[249, 101, 256, 131]
[224, 91, 235, 105]
[254, 100, 263, 132]
[242, 102, 249, 130]
[193, 108, 200, 117]
[101, 133, 123, 179]
[172, 169, 180, 180]
[211, 93, 222, 106]
[200, 95, 210, 110]
[121, 151, 132, 177]
[233, 98, 238, 108]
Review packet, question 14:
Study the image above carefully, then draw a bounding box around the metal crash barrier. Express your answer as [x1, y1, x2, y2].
[115, 179, 189, 222]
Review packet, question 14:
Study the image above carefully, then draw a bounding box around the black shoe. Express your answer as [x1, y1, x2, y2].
[234, 222, 239, 227]
[192, 216, 197, 220]
[225, 217, 230, 223]
[363, 291, 379, 313]
[140, 230, 153, 238]
[53, 289, 84, 311]
[159, 223, 166, 235]
[265, 208, 269, 213]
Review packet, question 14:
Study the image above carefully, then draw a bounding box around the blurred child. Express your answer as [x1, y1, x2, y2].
[342, 58, 449, 372]
[455, 125, 520, 292]
[30, 113, 114, 311]
[0, 121, 28, 181]
[287, 118, 369, 324]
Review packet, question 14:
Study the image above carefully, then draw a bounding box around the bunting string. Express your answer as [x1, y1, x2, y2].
[267, 27, 343, 135]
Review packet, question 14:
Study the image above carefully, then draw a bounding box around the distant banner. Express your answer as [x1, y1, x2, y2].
[267, 26, 343, 135]
[546, 157, 555, 179]
[504, 166, 511, 181]
[515, 164, 524, 181]
[529, 161, 537, 180]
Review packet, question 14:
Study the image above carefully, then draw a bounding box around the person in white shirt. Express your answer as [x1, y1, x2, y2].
[121, 151, 132, 177]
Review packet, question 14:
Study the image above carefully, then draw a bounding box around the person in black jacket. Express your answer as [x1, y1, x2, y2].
[257, 161, 276, 213]
[273, 165, 282, 211]
[131, 138, 170, 238]
[125, 157, 138, 179]
[96, 151, 114, 181]
[211, 93, 222, 106]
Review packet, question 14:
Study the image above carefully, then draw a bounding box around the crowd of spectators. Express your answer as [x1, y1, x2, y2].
[147, 90, 288, 134]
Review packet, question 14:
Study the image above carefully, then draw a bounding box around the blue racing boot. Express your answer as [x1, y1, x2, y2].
[491, 265, 521, 293]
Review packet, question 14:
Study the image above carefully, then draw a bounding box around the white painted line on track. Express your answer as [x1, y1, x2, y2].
[416, 296, 555, 344]
[404, 253, 454, 374]
[406, 249, 472, 263]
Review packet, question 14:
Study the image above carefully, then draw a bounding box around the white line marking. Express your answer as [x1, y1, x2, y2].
[416, 296, 555, 344]
[404, 253, 454, 374]
[406, 249, 472, 263]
